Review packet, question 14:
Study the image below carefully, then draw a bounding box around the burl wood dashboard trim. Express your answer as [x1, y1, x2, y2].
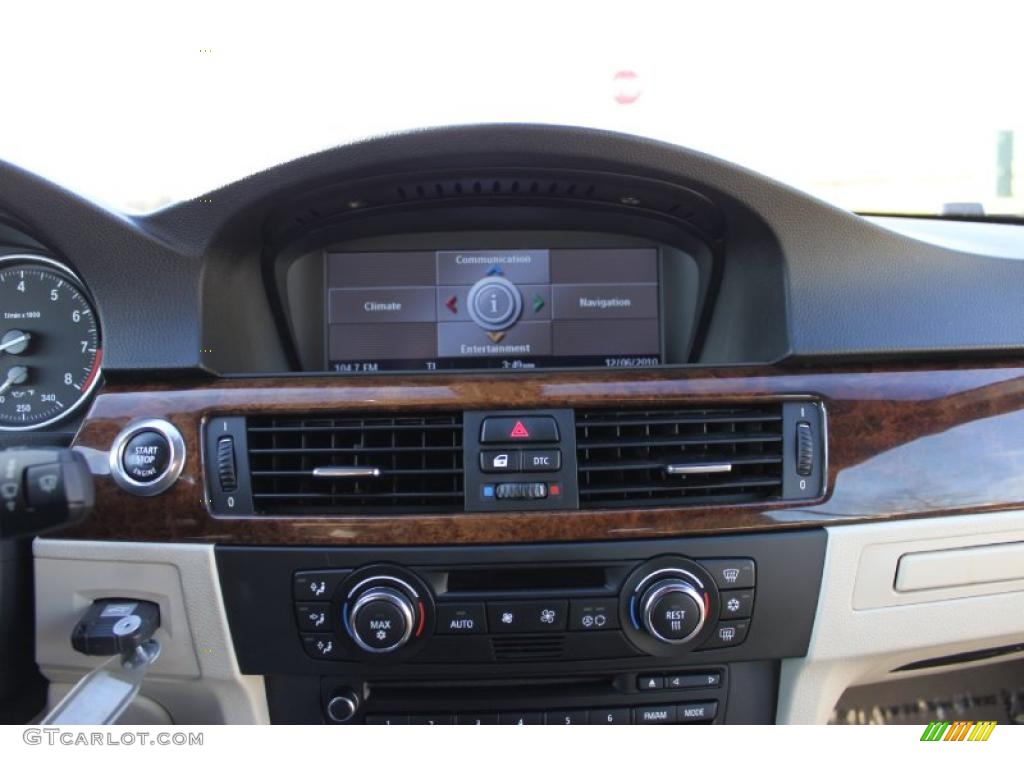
[59, 361, 1024, 546]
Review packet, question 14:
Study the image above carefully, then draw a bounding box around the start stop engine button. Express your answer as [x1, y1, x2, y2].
[121, 431, 171, 482]
[109, 419, 186, 496]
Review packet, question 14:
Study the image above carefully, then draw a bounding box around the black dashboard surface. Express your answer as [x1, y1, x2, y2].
[2, 123, 1024, 390]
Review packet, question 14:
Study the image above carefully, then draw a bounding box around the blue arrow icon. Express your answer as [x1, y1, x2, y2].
[486, 265, 504, 276]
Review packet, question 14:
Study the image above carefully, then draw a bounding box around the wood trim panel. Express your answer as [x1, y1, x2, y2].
[58, 361, 1024, 545]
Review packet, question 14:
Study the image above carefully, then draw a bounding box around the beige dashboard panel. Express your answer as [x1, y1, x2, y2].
[854, 526, 1024, 609]
[778, 510, 1024, 724]
[33, 539, 269, 725]
[895, 541, 1024, 592]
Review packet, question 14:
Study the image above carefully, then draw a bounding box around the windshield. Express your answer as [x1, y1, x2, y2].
[2, 3, 1020, 216]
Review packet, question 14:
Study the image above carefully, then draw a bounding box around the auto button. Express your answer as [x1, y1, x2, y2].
[436, 603, 487, 635]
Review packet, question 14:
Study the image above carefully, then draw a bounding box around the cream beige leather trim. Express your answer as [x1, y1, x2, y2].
[895, 541, 1024, 593]
[33, 539, 269, 725]
[777, 510, 1024, 724]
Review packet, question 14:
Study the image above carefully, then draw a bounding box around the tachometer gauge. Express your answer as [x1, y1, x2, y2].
[0, 255, 102, 430]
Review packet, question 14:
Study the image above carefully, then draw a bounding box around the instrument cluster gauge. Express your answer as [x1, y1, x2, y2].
[0, 254, 102, 431]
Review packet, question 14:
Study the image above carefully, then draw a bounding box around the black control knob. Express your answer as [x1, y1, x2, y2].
[639, 578, 706, 644]
[348, 585, 416, 653]
[326, 689, 360, 723]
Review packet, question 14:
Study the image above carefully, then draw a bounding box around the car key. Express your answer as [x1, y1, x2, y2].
[41, 598, 162, 725]
[71, 598, 161, 657]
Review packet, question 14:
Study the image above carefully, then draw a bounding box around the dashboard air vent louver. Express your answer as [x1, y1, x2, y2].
[266, 169, 724, 245]
[246, 413, 463, 514]
[575, 406, 784, 508]
[491, 634, 567, 662]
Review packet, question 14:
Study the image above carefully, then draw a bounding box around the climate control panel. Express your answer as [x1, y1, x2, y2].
[290, 555, 756, 663]
[217, 530, 825, 725]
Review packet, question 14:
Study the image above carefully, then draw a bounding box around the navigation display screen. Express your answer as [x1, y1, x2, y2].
[325, 248, 661, 371]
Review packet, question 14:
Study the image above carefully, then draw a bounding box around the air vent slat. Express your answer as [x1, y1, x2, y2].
[579, 433, 782, 450]
[580, 455, 781, 473]
[252, 491, 464, 501]
[576, 405, 784, 508]
[248, 422, 460, 434]
[577, 413, 782, 428]
[491, 634, 566, 662]
[581, 478, 782, 496]
[248, 445, 460, 455]
[246, 413, 463, 515]
[251, 468, 463, 477]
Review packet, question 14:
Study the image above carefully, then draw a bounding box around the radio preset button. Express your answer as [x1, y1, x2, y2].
[589, 708, 630, 725]
[436, 603, 487, 634]
[409, 714, 454, 725]
[365, 715, 409, 725]
[456, 713, 499, 725]
[499, 712, 543, 725]
[544, 710, 589, 725]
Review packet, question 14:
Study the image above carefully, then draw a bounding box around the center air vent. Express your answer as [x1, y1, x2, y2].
[491, 634, 567, 662]
[246, 413, 464, 514]
[575, 406, 785, 509]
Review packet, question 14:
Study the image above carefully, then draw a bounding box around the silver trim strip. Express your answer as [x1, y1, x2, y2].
[312, 466, 381, 479]
[665, 463, 733, 475]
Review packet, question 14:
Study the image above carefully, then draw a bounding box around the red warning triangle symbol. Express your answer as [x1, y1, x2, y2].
[509, 420, 530, 438]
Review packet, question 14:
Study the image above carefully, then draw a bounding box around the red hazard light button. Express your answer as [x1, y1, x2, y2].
[480, 416, 560, 444]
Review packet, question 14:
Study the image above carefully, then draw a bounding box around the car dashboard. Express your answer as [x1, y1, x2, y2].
[2, 124, 1024, 726]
